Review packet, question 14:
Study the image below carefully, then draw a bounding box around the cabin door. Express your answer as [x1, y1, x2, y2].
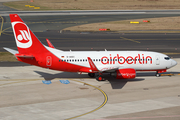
[156, 55, 160, 65]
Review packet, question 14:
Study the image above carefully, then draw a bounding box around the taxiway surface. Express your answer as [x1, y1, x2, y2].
[1, 32, 180, 57]
[0, 59, 180, 120]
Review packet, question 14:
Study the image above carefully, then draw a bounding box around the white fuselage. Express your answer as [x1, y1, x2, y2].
[46, 46, 177, 71]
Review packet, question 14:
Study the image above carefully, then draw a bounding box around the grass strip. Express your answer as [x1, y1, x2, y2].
[0, 52, 17, 62]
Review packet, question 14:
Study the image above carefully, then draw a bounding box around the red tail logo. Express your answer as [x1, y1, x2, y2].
[17, 30, 30, 43]
[12, 22, 32, 48]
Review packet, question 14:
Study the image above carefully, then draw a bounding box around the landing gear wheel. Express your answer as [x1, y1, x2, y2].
[88, 73, 95, 78]
[156, 71, 160, 77]
[156, 73, 160, 77]
[96, 75, 104, 81]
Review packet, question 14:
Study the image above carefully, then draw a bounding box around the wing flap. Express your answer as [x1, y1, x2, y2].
[98, 65, 120, 72]
[87, 57, 120, 73]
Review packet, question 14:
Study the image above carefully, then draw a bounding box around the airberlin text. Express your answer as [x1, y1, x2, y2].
[101, 54, 152, 65]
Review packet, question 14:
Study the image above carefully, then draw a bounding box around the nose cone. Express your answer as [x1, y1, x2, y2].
[171, 59, 177, 67]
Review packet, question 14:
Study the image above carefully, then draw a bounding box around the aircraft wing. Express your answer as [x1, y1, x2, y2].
[98, 64, 120, 72]
[87, 57, 120, 73]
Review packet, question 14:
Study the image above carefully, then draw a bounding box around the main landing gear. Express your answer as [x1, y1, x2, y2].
[96, 75, 104, 81]
[88, 73, 105, 81]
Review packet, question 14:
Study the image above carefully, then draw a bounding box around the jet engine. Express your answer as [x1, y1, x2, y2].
[111, 68, 136, 79]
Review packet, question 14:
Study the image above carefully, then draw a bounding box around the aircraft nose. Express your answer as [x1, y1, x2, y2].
[171, 59, 177, 67]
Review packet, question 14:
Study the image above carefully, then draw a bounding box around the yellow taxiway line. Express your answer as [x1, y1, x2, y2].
[66, 79, 108, 120]
[0, 78, 108, 120]
[0, 15, 4, 36]
[120, 37, 141, 43]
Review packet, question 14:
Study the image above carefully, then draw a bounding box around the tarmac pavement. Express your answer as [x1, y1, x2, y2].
[0, 59, 180, 120]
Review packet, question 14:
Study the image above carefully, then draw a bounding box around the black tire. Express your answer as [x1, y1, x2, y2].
[96, 75, 104, 81]
[156, 71, 160, 77]
[156, 73, 160, 77]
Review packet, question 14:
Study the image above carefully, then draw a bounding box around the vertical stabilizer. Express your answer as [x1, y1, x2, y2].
[10, 14, 46, 55]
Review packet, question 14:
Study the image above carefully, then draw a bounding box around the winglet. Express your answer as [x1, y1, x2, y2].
[87, 57, 99, 72]
[46, 38, 55, 48]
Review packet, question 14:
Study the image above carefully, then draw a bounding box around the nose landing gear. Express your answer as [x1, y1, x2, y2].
[156, 71, 160, 77]
[156, 70, 167, 77]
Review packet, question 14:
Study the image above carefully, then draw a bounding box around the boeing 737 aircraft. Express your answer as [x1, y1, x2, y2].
[4, 14, 177, 81]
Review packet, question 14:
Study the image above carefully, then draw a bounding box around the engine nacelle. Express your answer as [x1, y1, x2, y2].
[111, 68, 136, 79]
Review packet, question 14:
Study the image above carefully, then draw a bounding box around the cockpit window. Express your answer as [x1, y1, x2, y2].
[164, 57, 170, 60]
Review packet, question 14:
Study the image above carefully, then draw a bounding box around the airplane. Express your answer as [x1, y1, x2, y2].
[4, 14, 177, 81]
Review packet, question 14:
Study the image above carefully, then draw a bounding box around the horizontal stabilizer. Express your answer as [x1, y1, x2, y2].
[15, 53, 34, 58]
[3, 47, 18, 55]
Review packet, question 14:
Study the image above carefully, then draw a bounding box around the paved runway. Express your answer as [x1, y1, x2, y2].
[1, 31, 180, 57]
[1, 10, 180, 16]
[1, 14, 180, 32]
[1, 9, 180, 59]
[1, 5, 180, 60]
[0, 58, 180, 120]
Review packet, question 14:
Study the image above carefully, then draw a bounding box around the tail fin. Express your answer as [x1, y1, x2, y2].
[10, 14, 46, 55]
